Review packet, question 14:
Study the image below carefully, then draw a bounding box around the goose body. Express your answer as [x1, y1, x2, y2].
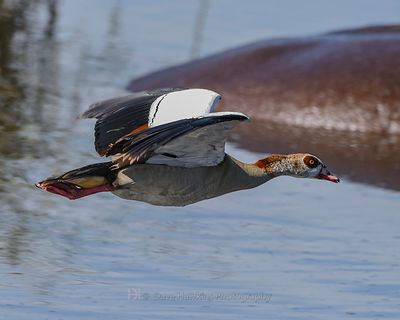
[37, 88, 339, 206]
[113, 155, 268, 206]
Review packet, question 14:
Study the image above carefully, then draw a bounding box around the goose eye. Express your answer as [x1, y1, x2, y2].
[304, 156, 319, 168]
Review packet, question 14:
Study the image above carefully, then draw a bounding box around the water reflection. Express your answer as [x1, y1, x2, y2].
[189, 0, 209, 59]
[0, 0, 59, 156]
[0, 4, 60, 273]
[0, 0, 128, 271]
[0, 0, 129, 156]
[0, 0, 31, 129]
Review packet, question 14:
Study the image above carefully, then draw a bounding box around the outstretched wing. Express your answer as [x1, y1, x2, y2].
[108, 112, 249, 169]
[80, 88, 221, 156]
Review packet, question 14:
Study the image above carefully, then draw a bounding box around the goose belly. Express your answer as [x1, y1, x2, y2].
[111, 163, 225, 206]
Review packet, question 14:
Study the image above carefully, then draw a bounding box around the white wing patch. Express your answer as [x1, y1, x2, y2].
[115, 171, 135, 186]
[148, 89, 221, 127]
[145, 120, 240, 168]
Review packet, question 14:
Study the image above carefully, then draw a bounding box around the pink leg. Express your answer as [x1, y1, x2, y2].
[36, 181, 113, 200]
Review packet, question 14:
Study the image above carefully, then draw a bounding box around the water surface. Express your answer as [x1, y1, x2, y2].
[0, 1, 399, 319]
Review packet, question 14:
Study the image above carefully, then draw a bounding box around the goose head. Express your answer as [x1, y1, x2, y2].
[255, 153, 340, 183]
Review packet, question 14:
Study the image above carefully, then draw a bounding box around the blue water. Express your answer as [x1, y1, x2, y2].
[1, 1, 400, 319]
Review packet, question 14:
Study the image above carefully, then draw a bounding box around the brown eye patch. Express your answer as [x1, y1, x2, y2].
[303, 155, 319, 168]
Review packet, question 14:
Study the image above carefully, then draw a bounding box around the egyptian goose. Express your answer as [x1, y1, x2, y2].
[36, 88, 339, 206]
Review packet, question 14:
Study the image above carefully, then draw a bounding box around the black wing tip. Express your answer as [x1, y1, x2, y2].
[196, 113, 250, 125]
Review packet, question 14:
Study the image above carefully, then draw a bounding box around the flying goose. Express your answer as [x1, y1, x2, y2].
[36, 88, 339, 206]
